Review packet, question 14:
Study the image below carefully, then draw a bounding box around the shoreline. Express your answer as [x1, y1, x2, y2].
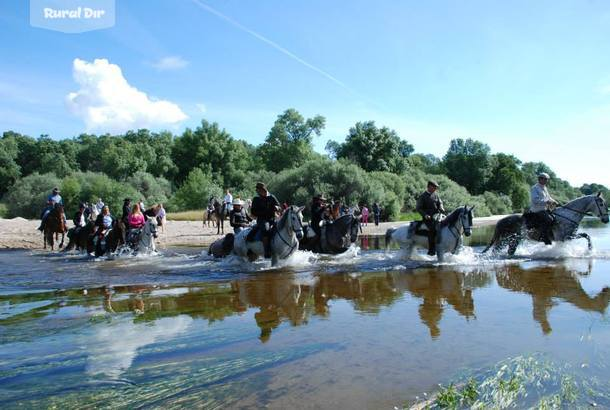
[0, 214, 510, 251]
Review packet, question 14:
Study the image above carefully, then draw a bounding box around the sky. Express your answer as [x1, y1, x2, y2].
[1, 0, 610, 186]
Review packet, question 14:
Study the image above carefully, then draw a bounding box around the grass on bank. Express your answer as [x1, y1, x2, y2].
[0, 203, 7, 218]
[167, 209, 205, 221]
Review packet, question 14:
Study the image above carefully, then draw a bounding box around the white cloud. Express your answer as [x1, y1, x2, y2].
[151, 56, 189, 71]
[195, 103, 207, 113]
[66, 58, 188, 132]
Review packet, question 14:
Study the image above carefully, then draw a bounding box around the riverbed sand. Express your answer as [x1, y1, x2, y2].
[0, 215, 509, 250]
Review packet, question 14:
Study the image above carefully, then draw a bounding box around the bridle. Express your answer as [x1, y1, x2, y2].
[275, 208, 304, 258]
[554, 196, 608, 226]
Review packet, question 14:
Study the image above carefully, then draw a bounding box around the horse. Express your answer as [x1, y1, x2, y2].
[482, 193, 609, 255]
[88, 220, 125, 257]
[144, 205, 166, 233]
[299, 214, 361, 254]
[232, 205, 305, 266]
[211, 198, 226, 234]
[43, 204, 67, 250]
[64, 221, 95, 252]
[208, 233, 235, 258]
[385, 206, 475, 262]
[121, 218, 158, 254]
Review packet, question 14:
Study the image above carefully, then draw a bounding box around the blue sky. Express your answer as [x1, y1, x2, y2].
[1, 0, 610, 186]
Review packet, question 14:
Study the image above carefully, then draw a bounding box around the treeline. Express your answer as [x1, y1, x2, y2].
[0, 108, 607, 220]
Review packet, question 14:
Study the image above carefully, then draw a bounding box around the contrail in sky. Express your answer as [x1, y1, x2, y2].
[190, 0, 356, 95]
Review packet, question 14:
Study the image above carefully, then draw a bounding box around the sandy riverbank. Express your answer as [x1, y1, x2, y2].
[0, 214, 510, 250]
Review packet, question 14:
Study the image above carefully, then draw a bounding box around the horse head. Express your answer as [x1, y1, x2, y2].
[285, 205, 305, 240]
[461, 205, 475, 237]
[144, 218, 158, 238]
[593, 192, 609, 224]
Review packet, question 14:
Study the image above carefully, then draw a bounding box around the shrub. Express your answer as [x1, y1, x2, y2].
[4, 172, 61, 218]
[169, 168, 222, 211]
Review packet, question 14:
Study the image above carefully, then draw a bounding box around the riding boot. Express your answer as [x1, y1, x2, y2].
[427, 232, 436, 256]
[262, 237, 271, 258]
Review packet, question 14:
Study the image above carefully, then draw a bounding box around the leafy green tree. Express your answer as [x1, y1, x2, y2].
[4, 172, 61, 218]
[327, 121, 414, 173]
[441, 138, 493, 195]
[0, 134, 21, 195]
[258, 109, 325, 173]
[169, 168, 222, 211]
[580, 183, 609, 198]
[126, 171, 172, 206]
[485, 153, 528, 211]
[172, 120, 255, 188]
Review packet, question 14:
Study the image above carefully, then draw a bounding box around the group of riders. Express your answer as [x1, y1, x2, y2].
[38, 187, 166, 252]
[413, 172, 559, 255]
[38, 170, 559, 257]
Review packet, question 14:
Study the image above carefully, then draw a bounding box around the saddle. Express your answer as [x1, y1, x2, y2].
[246, 224, 276, 242]
[411, 221, 433, 237]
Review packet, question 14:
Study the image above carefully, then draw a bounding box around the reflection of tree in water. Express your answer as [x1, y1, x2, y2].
[496, 261, 610, 335]
[397, 269, 492, 339]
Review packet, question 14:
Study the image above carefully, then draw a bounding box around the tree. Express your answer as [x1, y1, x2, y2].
[169, 168, 222, 211]
[485, 153, 528, 210]
[172, 120, 255, 187]
[327, 121, 414, 173]
[441, 138, 493, 195]
[0, 134, 21, 195]
[258, 109, 325, 172]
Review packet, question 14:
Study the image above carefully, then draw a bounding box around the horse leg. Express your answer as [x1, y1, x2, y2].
[507, 235, 520, 256]
[575, 233, 592, 250]
[59, 233, 65, 248]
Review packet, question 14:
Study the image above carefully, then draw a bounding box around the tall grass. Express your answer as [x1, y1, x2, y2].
[167, 209, 205, 221]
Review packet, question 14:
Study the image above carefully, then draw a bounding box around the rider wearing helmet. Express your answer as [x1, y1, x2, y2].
[530, 172, 558, 245]
[229, 198, 252, 234]
[416, 180, 446, 256]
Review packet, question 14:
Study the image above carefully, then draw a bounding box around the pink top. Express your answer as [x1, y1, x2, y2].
[361, 207, 369, 217]
[128, 213, 145, 229]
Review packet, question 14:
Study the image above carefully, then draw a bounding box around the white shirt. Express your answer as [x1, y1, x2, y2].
[95, 201, 105, 213]
[77, 212, 86, 227]
[224, 193, 233, 204]
[530, 183, 554, 212]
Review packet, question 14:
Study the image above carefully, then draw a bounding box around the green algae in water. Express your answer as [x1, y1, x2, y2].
[409, 353, 610, 409]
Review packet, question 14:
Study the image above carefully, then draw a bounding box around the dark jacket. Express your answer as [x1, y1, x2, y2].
[310, 201, 326, 232]
[121, 204, 131, 223]
[416, 191, 445, 218]
[73, 210, 85, 227]
[251, 193, 280, 221]
[230, 208, 252, 228]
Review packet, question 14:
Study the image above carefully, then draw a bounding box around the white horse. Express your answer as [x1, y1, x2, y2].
[120, 218, 158, 255]
[233, 205, 305, 266]
[385, 206, 475, 262]
[483, 193, 609, 255]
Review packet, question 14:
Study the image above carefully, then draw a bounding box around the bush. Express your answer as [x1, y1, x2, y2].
[483, 191, 513, 215]
[4, 172, 61, 218]
[126, 171, 172, 206]
[169, 168, 222, 211]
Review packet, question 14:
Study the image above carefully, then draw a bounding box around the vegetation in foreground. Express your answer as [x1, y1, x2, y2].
[1, 108, 607, 220]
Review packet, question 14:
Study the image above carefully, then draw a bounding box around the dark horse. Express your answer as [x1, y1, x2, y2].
[211, 198, 227, 235]
[483, 193, 609, 255]
[43, 204, 67, 250]
[87, 220, 126, 257]
[64, 221, 96, 252]
[299, 214, 361, 254]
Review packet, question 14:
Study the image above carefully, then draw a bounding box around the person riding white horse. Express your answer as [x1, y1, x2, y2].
[249, 182, 281, 259]
[233, 205, 305, 265]
[416, 180, 446, 255]
[528, 172, 559, 245]
[386, 206, 475, 262]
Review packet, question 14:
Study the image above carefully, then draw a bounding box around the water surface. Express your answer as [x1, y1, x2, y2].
[1, 222, 610, 408]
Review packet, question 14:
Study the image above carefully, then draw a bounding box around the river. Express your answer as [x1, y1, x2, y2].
[1, 221, 610, 408]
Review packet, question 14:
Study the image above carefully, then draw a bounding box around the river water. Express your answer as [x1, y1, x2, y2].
[1, 222, 610, 408]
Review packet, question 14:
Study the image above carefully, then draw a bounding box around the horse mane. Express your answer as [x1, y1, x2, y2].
[440, 206, 464, 228]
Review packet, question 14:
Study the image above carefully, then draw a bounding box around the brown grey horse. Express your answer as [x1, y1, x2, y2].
[43, 204, 67, 250]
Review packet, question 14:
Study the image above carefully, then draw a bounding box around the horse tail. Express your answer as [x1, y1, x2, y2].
[385, 227, 396, 250]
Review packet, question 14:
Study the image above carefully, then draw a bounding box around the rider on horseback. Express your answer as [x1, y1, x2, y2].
[91, 205, 114, 246]
[250, 182, 280, 258]
[72, 203, 87, 232]
[310, 194, 329, 238]
[416, 180, 446, 256]
[229, 199, 252, 234]
[529, 172, 558, 245]
[38, 187, 63, 231]
[127, 203, 146, 245]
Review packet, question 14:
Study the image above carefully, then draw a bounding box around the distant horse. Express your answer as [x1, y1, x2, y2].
[483, 193, 609, 255]
[64, 221, 95, 252]
[233, 205, 305, 266]
[300, 214, 361, 254]
[211, 198, 226, 235]
[43, 204, 67, 250]
[386, 206, 475, 262]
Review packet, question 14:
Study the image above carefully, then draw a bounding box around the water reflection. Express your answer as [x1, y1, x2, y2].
[497, 260, 610, 334]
